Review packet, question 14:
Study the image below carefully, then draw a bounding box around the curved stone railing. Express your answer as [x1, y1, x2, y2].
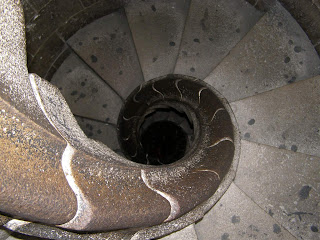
[0, 1, 239, 231]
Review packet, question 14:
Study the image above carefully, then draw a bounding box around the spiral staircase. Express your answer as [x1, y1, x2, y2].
[0, 0, 319, 239]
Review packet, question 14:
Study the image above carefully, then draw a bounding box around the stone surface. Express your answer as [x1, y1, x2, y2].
[68, 10, 144, 99]
[0, 229, 10, 240]
[278, 0, 320, 47]
[0, 216, 10, 226]
[0, 96, 77, 225]
[51, 53, 123, 124]
[230, 76, 320, 157]
[195, 183, 296, 240]
[205, 2, 320, 102]
[160, 224, 198, 240]
[126, 0, 190, 81]
[25, 0, 83, 55]
[75, 116, 120, 151]
[174, 0, 262, 79]
[27, 0, 51, 11]
[0, 0, 57, 135]
[28, 33, 66, 78]
[21, 0, 36, 24]
[235, 140, 320, 240]
[57, 0, 128, 41]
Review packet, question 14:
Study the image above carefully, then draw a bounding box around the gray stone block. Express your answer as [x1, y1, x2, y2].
[230, 76, 320, 157]
[51, 53, 123, 124]
[160, 224, 198, 240]
[174, 0, 262, 79]
[195, 183, 296, 240]
[68, 10, 144, 99]
[75, 116, 120, 151]
[126, 0, 190, 81]
[205, 2, 320, 102]
[235, 140, 320, 240]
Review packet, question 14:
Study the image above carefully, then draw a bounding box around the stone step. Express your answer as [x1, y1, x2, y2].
[0, 229, 10, 240]
[235, 140, 320, 240]
[230, 75, 320, 158]
[195, 183, 296, 240]
[159, 224, 198, 240]
[126, 0, 190, 81]
[51, 52, 123, 125]
[67, 9, 144, 99]
[174, 0, 262, 79]
[75, 116, 120, 152]
[204, 2, 320, 102]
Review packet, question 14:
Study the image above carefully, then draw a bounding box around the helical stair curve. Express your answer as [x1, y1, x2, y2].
[0, 0, 319, 240]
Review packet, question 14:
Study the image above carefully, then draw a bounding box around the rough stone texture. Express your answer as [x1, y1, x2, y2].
[0, 96, 77, 225]
[205, 2, 320, 102]
[174, 0, 263, 79]
[0, 72, 239, 237]
[68, 10, 144, 99]
[235, 140, 320, 240]
[5, 222, 135, 240]
[160, 224, 198, 240]
[125, 0, 190, 81]
[195, 183, 296, 240]
[69, 151, 171, 231]
[75, 116, 120, 151]
[51, 53, 123, 124]
[2, 0, 319, 239]
[0, 0, 57, 135]
[230, 76, 320, 158]
[5, 232, 39, 240]
[30, 73, 137, 170]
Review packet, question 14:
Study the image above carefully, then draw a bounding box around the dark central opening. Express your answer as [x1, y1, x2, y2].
[135, 106, 194, 165]
[140, 121, 187, 165]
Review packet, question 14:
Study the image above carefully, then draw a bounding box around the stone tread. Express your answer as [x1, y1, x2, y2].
[75, 116, 120, 152]
[159, 224, 198, 240]
[67, 10, 144, 99]
[51, 52, 123, 125]
[174, 0, 262, 79]
[126, 0, 190, 81]
[230, 75, 320, 158]
[235, 140, 320, 240]
[195, 183, 296, 240]
[204, 2, 320, 102]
